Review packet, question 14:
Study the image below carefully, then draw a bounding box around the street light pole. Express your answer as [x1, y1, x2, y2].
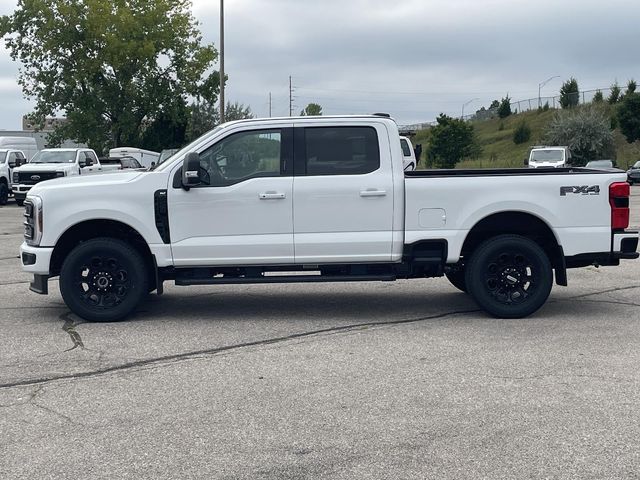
[461, 98, 479, 120]
[219, 0, 225, 124]
[538, 75, 559, 108]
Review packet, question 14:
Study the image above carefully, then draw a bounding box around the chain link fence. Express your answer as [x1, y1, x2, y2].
[399, 87, 620, 131]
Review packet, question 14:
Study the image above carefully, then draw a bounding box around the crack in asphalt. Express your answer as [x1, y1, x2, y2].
[0, 282, 638, 391]
[0, 308, 480, 390]
[60, 313, 86, 352]
[0, 385, 84, 425]
[0, 255, 19, 261]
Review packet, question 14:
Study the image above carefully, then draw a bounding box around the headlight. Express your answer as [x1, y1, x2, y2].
[56, 171, 65, 177]
[12, 172, 18, 183]
[24, 195, 43, 246]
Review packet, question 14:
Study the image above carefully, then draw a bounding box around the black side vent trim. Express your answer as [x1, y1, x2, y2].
[154, 189, 171, 244]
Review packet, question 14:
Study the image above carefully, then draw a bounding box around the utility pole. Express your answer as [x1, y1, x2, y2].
[461, 98, 479, 120]
[269, 92, 272, 117]
[289, 76, 293, 116]
[538, 75, 559, 108]
[219, 0, 225, 123]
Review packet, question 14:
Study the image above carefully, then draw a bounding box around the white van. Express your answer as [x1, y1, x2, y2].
[0, 136, 38, 160]
[109, 147, 160, 169]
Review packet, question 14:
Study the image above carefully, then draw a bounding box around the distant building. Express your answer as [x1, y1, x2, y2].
[1, 115, 86, 150]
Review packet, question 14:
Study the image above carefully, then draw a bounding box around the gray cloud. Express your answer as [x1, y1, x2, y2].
[0, 0, 638, 129]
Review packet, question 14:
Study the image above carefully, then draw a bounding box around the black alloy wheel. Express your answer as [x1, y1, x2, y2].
[60, 238, 148, 322]
[465, 235, 552, 318]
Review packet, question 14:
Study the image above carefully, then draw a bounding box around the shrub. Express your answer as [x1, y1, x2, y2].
[513, 121, 532, 144]
[544, 105, 615, 166]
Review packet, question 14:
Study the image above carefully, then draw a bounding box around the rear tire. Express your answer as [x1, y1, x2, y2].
[15, 198, 24, 207]
[59, 238, 149, 322]
[465, 235, 552, 318]
[0, 182, 8, 206]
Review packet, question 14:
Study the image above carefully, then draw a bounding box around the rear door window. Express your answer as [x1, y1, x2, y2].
[302, 127, 380, 176]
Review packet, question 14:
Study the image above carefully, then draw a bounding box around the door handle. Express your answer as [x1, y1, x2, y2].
[259, 192, 286, 200]
[360, 189, 387, 197]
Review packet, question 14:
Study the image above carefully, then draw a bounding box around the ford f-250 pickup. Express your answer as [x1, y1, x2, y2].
[19, 115, 639, 322]
[12, 148, 118, 206]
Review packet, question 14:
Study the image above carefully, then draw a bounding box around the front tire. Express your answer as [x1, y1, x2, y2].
[0, 182, 8, 205]
[465, 235, 552, 318]
[15, 197, 24, 207]
[59, 238, 149, 322]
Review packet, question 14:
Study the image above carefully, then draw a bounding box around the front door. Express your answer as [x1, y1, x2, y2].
[293, 124, 395, 264]
[168, 127, 294, 266]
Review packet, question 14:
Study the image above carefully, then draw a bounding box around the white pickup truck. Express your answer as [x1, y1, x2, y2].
[0, 149, 27, 205]
[11, 148, 117, 206]
[19, 115, 639, 322]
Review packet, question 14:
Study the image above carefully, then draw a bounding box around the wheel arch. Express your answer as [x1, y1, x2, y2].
[50, 219, 155, 286]
[461, 211, 566, 285]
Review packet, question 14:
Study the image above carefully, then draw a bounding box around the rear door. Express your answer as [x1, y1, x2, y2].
[292, 123, 395, 263]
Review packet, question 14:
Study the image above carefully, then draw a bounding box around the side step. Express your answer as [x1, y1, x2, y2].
[175, 273, 397, 286]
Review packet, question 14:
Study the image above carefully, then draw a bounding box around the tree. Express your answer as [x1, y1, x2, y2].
[608, 82, 621, 104]
[300, 103, 323, 116]
[617, 93, 640, 143]
[544, 105, 615, 166]
[626, 79, 637, 96]
[225, 101, 254, 121]
[489, 100, 500, 109]
[498, 95, 511, 118]
[426, 114, 481, 168]
[185, 100, 219, 142]
[0, 0, 219, 154]
[559, 77, 579, 108]
[593, 90, 604, 103]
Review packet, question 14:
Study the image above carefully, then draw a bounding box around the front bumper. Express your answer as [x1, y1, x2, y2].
[12, 184, 31, 197]
[20, 243, 53, 275]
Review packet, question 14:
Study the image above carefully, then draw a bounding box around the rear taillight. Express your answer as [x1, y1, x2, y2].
[609, 182, 630, 230]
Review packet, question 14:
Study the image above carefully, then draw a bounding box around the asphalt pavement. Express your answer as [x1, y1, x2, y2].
[1, 189, 640, 479]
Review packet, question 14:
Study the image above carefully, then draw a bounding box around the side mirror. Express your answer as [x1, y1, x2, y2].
[78, 159, 87, 168]
[182, 152, 202, 189]
[8, 158, 16, 168]
[85, 158, 93, 167]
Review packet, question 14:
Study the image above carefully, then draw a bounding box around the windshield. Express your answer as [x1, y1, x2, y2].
[633, 161, 640, 169]
[530, 150, 564, 162]
[30, 150, 76, 164]
[152, 126, 224, 171]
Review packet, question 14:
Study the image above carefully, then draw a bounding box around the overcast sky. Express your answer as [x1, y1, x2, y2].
[0, 0, 638, 130]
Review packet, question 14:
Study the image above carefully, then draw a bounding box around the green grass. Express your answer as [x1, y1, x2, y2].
[415, 107, 640, 170]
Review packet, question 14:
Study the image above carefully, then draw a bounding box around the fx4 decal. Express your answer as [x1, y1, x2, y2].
[560, 185, 600, 196]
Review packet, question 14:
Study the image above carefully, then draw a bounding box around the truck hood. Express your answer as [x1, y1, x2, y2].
[14, 163, 77, 172]
[28, 170, 145, 196]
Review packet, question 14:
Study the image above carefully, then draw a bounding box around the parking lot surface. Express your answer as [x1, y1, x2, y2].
[1, 189, 640, 479]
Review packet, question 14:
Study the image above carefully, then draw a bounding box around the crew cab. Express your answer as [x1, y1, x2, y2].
[11, 148, 118, 206]
[0, 149, 26, 205]
[19, 116, 639, 322]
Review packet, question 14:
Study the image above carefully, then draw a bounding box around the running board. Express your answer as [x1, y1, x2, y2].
[175, 274, 397, 286]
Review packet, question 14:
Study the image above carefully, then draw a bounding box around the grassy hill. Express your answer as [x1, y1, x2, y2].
[413, 107, 640, 170]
